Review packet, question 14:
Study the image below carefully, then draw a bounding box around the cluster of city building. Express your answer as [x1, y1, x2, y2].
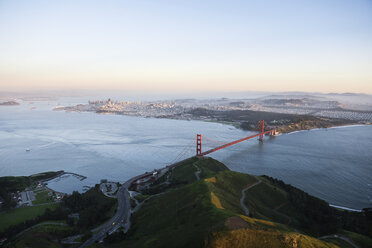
[56, 97, 372, 123]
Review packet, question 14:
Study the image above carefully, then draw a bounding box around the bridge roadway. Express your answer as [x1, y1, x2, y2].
[201, 129, 276, 156]
[80, 157, 193, 247]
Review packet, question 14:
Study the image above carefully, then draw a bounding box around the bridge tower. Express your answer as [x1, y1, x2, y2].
[259, 120, 265, 142]
[196, 134, 202, 156]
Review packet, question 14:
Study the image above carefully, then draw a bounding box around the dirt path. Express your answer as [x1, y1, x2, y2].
[319, 234, 359, 248]
[240, 177, 262, 216]
[15, 221, 68, 238]
[193, 163, 201, 181]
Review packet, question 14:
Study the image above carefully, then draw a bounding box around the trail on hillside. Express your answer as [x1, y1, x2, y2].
[319, 234, 360, 248]
[193, 162, 201, 181]
[240, 177, 262, 216]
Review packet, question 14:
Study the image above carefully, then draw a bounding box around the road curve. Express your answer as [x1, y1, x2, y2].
[80, 173, 148, 247]
[80, 157, 195, 247]
[318, 234, 360, 248]
[240, 177, 262, 216]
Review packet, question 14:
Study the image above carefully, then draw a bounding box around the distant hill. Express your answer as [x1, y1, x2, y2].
[101, 157, 372, 248]
[0, 101, 19, 106]
[326, 93, 370, 97]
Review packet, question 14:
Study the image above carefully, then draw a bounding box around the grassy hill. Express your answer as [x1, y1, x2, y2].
[5, 158, 371, 248]
[0, 204, 60, 233]
[98, 157, 371, 248]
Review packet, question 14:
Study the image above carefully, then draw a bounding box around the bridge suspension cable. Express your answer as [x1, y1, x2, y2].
[168, 139, 195, 165]
[203, 136, 229, 145]
[196, 120, 277, 156]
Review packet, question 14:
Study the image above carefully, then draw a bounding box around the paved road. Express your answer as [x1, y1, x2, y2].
[80, 157, 195, 247]
[193, 162, 201, 181]
[80, 173, 153, 247]
[240, 177, 262, 216]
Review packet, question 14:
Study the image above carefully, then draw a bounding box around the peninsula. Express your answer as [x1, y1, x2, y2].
[54, 97, 369, 133]
[0, 101, 20, 106]
[1, 158, 371, 248]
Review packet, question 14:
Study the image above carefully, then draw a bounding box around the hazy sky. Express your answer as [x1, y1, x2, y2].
[0, 0, 371, 93]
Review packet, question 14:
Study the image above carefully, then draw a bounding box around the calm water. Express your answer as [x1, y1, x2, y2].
[0, 98, 371, 209]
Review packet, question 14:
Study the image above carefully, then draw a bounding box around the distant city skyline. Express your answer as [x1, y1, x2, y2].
[0, 0, 371, 93]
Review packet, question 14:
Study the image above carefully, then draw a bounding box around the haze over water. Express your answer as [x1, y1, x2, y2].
[0, 99, 371, 210]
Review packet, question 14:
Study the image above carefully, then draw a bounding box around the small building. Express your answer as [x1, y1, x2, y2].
[131, 174, 156, 191]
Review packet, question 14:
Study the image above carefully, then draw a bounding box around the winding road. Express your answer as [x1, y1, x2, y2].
[318, 234, 360, 248]
[239, 179, 360, 248]
[80, 157, 193, 247]
[80, 158, 195, 248]
[80, 173, 150, 247]
[240, 177, 262, 216]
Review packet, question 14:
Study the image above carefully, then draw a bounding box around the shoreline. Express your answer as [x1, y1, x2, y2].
[175, 116, 369, 135]
[57, 107, 371, 135]
[2, 158, 368, 213]
[47, 159, 370, 212]
[329, 204, 363, 212]
[43, 172, 87, 195]
[284, 123, 371, 135]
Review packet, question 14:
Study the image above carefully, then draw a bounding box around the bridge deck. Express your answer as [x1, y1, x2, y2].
[200, 130, 275, 156]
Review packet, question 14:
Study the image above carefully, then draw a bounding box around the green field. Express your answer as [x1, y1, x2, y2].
[0, 203, 59, 232]
[33, 190, 55, 205]
[12, 223, 75, 248]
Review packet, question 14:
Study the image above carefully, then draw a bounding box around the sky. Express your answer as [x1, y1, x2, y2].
[0, 0, 371, 94]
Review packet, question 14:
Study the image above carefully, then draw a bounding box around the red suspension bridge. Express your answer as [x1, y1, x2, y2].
[196, 120, 278, 156]
[131, 120, 278, 191]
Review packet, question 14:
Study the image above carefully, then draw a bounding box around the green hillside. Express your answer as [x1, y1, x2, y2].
[6, 157, 371, 248]
[100, 157, 371, 248]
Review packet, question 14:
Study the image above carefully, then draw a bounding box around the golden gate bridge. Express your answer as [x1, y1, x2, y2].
[133, 120, 278, 188]
[196, 120, 277, 156]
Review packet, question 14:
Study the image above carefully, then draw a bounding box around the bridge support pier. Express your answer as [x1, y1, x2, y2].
[259, 120, 264, 142]
[196, 134, 202, 156]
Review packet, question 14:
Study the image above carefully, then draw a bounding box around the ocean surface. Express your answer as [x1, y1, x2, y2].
[0, 98, 371, 210]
